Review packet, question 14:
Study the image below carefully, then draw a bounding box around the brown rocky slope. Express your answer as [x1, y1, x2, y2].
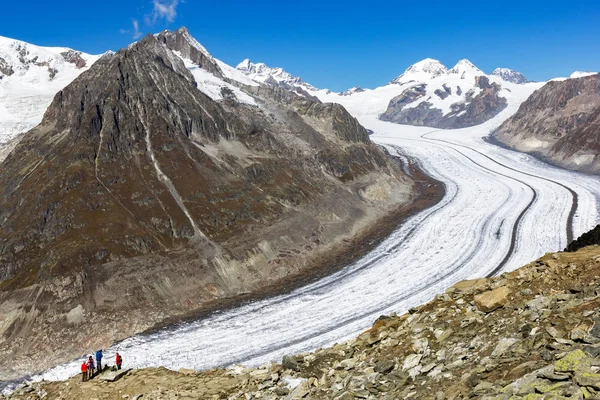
[0, 29, 432, 380]
[493, 74, 600, 174]
[4, 244, 600, 399]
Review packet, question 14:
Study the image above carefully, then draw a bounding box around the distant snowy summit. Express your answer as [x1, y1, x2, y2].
[236, 59, 318, 92]
[492, 68, 529, 84]
[391, 58, 528, 85]
[0, 35, 100, 158]
[390, 58, 448, 84]
[339, 86, 365, 96]
[376, 58, 535, 129]
[448, 59, 484, 77]
[570, 71, 597, 79]
[0, 35, 98, 82]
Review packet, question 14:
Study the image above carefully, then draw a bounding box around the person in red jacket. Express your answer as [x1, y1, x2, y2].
[81, 360, 88, 382]
[116, 352, 123, 370]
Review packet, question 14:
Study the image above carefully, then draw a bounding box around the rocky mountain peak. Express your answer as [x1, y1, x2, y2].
[492, 68, 529, 84]
[390, 58, 448, 84]
[448, 59, 483, 77]
[236, 59, 317, 91]
[154, 28, 223, 78]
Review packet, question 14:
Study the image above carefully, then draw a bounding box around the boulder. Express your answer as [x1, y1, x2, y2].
[451, 278, 488, 292]
[282, 355, 301, 372]
[474, 286, 510, 312]
[402, 354, 422, 371]
[554, 350, 589, 373]
[574, 371, 600, 390]
[99, 368, 131, 382]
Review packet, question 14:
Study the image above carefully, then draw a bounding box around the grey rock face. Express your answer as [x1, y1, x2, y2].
[60, 50, 87, 68]
[0, 56, 14, 77]
[493, 73, 600, 174]
[155, 27, 224, 78]
[379, 84, 427, 122]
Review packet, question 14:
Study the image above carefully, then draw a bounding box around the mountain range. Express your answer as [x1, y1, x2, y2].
[0, 26, 598, 382]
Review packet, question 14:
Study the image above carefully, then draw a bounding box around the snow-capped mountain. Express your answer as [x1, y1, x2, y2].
[236, 59, 317, 92]
[383, 58, 514, 128]
[390, 58, 448, 84]
[0, 35, 101, 158]
[492, 68, 529, 84]
[313, 58, 542, 129]
[448, 59, 484, 77]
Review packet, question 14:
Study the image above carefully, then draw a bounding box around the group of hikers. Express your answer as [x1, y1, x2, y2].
[80, 350, 123, 382]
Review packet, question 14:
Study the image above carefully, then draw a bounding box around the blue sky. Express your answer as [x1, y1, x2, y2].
[1, 0, 598, 91]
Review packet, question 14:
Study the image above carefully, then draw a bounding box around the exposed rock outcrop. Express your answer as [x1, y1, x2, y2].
[566, 225, 600, 252]
[59, 50, 87, 69]
[5, 244, 600, 399]
[339, 86, 365, 96]
[0, 31, 426, 381]
[0, 57, 14, 77]
[236, 58, 317, 92]
[493, 73, 600, 174]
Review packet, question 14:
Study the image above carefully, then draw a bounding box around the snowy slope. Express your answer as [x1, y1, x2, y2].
[0, 36, 101, 152]
[570, 71, 597, 78]
[177, 55, 257, 105]
[492, 68, 529, 84]
[390, 58, 448, 84]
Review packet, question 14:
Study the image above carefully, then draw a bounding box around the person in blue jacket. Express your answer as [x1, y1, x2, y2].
[95, 350, 103, 373]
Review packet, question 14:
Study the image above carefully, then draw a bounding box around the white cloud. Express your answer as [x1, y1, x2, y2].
[151, 0, 180, 24]
[132, 19, 143, 39]
[120, 19, 143, 40]
[122, 0, 181, 39]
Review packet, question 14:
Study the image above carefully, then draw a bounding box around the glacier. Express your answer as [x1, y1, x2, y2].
[25, 71, 600, 388]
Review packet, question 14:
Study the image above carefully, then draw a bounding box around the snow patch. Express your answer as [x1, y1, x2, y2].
[176, 54, 257, 106]
[570, 71, 597, 79]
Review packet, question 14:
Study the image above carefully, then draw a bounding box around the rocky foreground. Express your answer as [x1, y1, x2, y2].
[4, 244, 600, 399]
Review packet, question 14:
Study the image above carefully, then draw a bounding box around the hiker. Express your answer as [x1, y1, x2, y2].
[81, 360, 88, 382]
[87, 356, 95, 379]
[96, 349, 103, 373]
[116, 352, 123, 370]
